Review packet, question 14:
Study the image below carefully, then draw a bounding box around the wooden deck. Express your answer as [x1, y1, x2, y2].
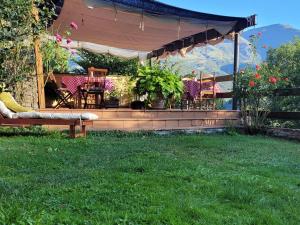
[40, 109, 240, 131]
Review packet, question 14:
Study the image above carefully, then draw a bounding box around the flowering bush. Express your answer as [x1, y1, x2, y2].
[104, 78, 115, 92]
[236, 63, 290, 131]
[235, 33, 290, 132]
[42, 21, 78, 76]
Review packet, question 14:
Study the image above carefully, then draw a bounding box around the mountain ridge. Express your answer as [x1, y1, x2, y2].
[169, 24, 300, 76]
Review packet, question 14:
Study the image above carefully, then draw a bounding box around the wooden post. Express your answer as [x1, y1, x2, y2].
[32, 6, 46, 109]
[34, 38, 46, 109]
[232, 33, 240, 110]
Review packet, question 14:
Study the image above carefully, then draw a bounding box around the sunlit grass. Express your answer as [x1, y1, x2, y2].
[0, 132, 299, 224]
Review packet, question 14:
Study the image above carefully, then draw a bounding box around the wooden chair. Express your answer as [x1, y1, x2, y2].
[198, 73, 217, 110]
[45, 74, 74, 109]
[81, 67, 108, 109]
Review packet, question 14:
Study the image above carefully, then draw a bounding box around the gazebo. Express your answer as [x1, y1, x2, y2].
[39, 0, 256, 130]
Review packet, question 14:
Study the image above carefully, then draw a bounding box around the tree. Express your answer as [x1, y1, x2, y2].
[267, 38, 300, 112]
[267, 38, 300, 87]
[73, 49, 139, 76]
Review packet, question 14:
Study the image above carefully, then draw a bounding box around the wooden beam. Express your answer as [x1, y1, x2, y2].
[232, 33, 240, 110]
[32, 6, 45, 109]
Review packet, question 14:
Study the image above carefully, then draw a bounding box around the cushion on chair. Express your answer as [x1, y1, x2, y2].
[0, 92, 33, 112]
[0, 100, 15, 119]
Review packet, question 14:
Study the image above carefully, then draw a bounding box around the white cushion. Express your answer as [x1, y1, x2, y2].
[14, 112, 99, 120]
[12, 112, 40, 119]
[81, 113, 99, 120]
[0, 100, 15, 119]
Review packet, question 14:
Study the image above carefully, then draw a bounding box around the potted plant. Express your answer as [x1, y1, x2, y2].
[104, 90, 120, 108]
[133, 65, 183, 109]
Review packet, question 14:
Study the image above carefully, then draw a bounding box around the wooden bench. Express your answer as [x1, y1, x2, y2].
[0, 114, 93, 138]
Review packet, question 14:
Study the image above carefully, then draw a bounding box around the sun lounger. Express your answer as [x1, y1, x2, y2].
[0, 100, 97, 138]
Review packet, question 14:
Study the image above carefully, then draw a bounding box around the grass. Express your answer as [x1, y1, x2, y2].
[0, 131, 299, 224]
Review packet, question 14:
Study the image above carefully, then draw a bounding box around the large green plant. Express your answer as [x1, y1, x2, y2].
[41, 39, 71, 75]
[0, 0, 55, 89]
[73, 49, 139, 76]
[133, 65, 183, 105]
[267, 38, 300, 112]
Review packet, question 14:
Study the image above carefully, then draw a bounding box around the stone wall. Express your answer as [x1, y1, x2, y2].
[14, 74, 39, 110]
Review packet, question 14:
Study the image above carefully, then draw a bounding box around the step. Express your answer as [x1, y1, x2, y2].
[41, 109, 240, 120]
[43, 117, 239, 131]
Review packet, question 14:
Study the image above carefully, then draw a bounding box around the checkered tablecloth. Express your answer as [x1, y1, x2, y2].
[61, 76, 113, 95]
[61, 76, 86, 94]
[183, 80, 221, 99]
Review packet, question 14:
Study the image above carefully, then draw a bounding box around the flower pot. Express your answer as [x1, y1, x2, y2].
[151, 98, 165, 109]
[105, 98, 119, 108]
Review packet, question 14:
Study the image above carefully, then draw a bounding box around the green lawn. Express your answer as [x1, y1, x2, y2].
[0, 132, 299, 225]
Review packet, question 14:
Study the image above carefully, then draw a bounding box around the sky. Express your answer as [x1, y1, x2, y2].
[159, 0, 300, 30]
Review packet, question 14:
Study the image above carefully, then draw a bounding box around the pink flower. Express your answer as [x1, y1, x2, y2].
[269, 76, 277, 84]
[284, 77, 289, 82]
[66, 38, 72, 44]
[70, 22, 78, 30]
[255, 73, 261, 79]
[255, 65, 261, 70]
[249, 80, 256, 87]
[55, 33, 62, 43]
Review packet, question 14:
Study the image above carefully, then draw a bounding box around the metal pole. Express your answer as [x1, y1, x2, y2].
[232, 32, 239, 110]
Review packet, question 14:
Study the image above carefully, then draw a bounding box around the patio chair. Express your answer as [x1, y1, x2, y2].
[45, 77, 75, 109]
[198, 73, 217, 110]
[80, 67, 108, 109]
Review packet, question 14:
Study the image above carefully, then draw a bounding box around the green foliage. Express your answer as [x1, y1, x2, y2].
[236, 34, 290, 132]
[73, 49, 139, 76]
[0, 43, 34, 88]
[1, 0, 33, 43]
[267, 38, 300, 112]
[0, 0, 55, 89]
[0, 134, 299, 224]
[133, 65, 184, 104]
[41, 39, 70, 74]
[267, 38, 300, 87]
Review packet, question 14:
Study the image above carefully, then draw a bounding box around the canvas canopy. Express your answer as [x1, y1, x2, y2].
[51, 0, 255, 59]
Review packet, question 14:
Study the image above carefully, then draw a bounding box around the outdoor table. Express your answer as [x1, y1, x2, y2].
[61, 76, 112, 108]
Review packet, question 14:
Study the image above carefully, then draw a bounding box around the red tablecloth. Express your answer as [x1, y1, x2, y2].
[61, 76, 107, 94]
[183, 80, 221, 99]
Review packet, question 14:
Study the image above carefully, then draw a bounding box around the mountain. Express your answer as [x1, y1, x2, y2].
[169, 24, 300, 76]
[243, 24, 300, 59]
[168, 36, 255, 76]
